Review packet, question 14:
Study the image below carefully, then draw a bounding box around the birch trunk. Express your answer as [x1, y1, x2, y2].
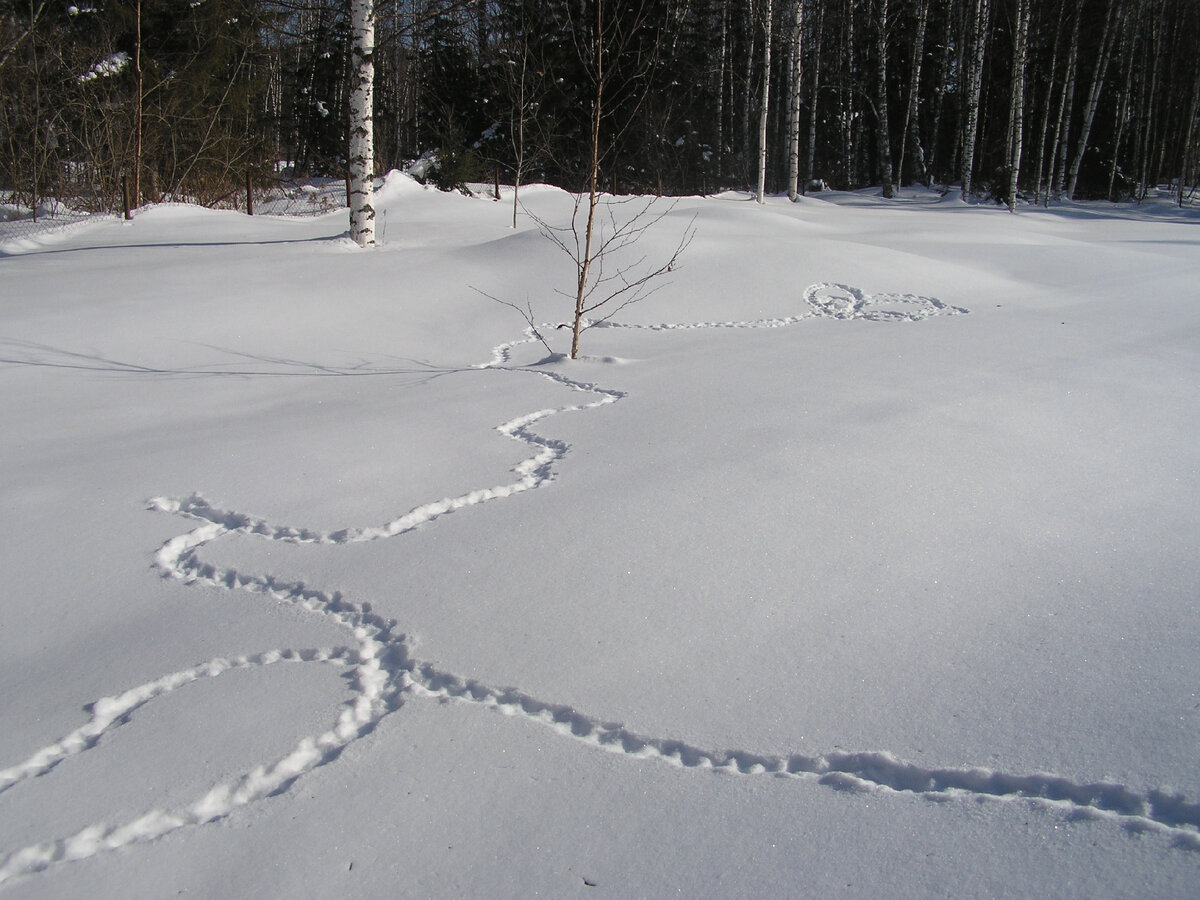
[960, 0, 991, 202]
[805, 0, 823, 186]
[756, 0, 773, 204]
[927, 1, 956, 182]
[1051, 1, 1081, 200]
[897, 0, 929, 186]
[1033, 0, 1068, 204]
[875, 0, 893, 197]
[716, 2, 727, 175]
[512, 55, 524, 229]
[1005, 0, 1031, 211]
[348, 0, 376, 248]
[1106, 17, 1137, 202]
[1135, 2, 1164, 200]
[786, 0, 803, 201]
[840, 0, 855, 186]
[1066, 0, 1119, 199]
[571, 0, 605, 359]
[134, 0, 142, 207]
[742, 3, 756, 177]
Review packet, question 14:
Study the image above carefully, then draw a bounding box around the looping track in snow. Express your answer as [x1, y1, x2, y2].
[1, 284, 1194, 886]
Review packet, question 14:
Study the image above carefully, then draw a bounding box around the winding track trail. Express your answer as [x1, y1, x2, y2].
[2, 284, 1196, 887]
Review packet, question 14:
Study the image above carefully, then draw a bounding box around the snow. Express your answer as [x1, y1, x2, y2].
[1, 178, 1198, 896]
[76, 52, 130, 84]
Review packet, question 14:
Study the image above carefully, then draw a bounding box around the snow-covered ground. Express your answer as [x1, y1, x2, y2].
[1, 176, 1198, 897]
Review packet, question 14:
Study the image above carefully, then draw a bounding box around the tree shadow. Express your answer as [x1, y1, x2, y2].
[0, 338, 470, 386]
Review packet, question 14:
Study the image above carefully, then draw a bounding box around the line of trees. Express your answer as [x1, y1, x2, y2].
[3, 0, 1199, 215]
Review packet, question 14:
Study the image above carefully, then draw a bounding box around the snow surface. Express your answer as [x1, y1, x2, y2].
[1, 175, 1198, 897]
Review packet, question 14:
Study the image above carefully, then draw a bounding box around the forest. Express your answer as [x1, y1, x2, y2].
[2, 0, 1198, 215]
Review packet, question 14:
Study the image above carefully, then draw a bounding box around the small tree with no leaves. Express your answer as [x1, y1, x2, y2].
[548, 0, 694, 359]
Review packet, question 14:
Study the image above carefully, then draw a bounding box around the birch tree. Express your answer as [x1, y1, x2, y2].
[1065, 0, 1120, 199]
[1032, 0, 1070, 204]
[348, 0, 376, 248]
[960, 0, 991, 201]
[805, 0, 824, 186]
[873, 0, 893, 197]
[756, 0, 773, 204]
[786, 0, 804, 201]
[897, 0, 929, 186]
[1051, 0, 1082, 200]
[1005, 0, 1031, 211]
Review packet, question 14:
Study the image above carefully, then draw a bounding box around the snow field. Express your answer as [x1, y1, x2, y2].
[1, 175, 1198, 896]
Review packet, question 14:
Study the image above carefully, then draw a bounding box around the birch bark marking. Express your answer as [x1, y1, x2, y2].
[349, 0, 376, 248]
[960, 0, 991, 202]
[875, 0, 894, 198]
[787, 0, 804, 201]
[756, 0, 774, 204]
[897, 0, 929, 186]
[805, 1, 824, 186]
[1051, 1, 1082, 200]
[1032, 0, 1068, 205]
[1066, 0, 1119, 200]
[134, 0, 143, 208]
[1005, 0, 1031, 211]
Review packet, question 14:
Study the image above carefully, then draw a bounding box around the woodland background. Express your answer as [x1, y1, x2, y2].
[2, 0, 1198, 214]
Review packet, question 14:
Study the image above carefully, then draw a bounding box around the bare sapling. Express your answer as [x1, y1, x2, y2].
[478, 195, 695, 361]
[484, 0, 694, 360]
[535, 194, 695, 358]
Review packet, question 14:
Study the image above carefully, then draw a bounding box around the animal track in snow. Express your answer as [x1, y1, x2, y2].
[2, 284, 1195, 887]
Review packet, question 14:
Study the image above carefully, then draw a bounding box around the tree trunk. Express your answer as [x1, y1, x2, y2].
[742, 2, 757, 178]
[1066, 0, 1119, 199]
[134, 0, 143, 208]
[786, 0, 803, 200]
[875, 0, 893, 197]
[961, 0, 991, 202]
[1006, 0, 1031, 211]
[716, 1, 727, 177]
[756, 0, 773, 204]
[1033, 0, 1068, 205]
[898, 0, 929, 186]
[348, 0, 376, 248]
[1135, 1, 1164, 201]
[512, 45, 527, 229]
[805, 0, 824, 187]
[1106, 13, 1138, 202]
[572, 0, 605, 360]
[840, 0, 856, 187]
[1051, 0, 1082, 200]
[928, 0, 957, 182]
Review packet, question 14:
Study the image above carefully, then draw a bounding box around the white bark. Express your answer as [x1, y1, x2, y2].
[348, 0, 376, 248]
[1006, 0, 1031, 211]
[1033, 0, 1068, 204]
[1051, 2, 1082, 200]
[875, 0, 893, 198]
[961, 0, 991, 202]
[1066, 0, 1119, 199]
[897, 0, 929, 185]
[742, 3, 756, 173]
[716, 3, 727, 172]
[787, 0, 803, 201]
[756, 0, 773, 204]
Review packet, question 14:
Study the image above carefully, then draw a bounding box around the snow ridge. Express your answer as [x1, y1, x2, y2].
[3, 284, 1195, 887]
